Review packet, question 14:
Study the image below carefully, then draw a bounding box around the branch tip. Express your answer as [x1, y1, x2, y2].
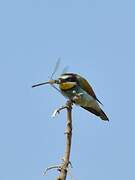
[43, 165, 60, 176]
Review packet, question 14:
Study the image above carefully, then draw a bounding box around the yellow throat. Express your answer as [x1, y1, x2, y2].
[59, 82, 77, 90]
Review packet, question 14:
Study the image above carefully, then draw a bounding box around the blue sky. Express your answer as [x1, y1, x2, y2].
[0, 0, 135, 179]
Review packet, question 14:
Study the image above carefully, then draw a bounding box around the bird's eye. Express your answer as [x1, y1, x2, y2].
[67, 77, 72, 81]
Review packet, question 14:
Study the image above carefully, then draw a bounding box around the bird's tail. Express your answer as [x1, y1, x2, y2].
[100, 109, 109, 121]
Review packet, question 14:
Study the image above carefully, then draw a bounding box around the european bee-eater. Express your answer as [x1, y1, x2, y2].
[32, 73, 109, 121]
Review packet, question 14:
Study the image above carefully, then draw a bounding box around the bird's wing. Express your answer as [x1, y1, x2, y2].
[77, 75, 103, 105]
[81, 106, 109, 121]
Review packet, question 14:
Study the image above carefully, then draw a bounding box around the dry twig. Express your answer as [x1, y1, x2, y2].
[43, 165, 61, 176]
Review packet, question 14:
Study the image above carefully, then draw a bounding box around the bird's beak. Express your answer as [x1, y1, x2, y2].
[32, 79, 60, 88]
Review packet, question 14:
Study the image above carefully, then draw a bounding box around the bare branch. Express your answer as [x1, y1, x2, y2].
[56, 100, 73, 180]
[44, 100, 73, 180]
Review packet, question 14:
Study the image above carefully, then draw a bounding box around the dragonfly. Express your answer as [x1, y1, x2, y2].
[32, 58, 68, 93]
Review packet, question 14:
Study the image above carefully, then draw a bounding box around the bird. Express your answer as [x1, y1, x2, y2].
[32, 73, 109, 121]
[58, 73, 109, 121]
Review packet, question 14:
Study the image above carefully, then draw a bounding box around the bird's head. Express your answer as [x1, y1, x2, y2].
[58, 73, 78, 91]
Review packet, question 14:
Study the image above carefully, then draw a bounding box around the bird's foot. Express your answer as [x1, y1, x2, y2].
[72, 92, 83, 101]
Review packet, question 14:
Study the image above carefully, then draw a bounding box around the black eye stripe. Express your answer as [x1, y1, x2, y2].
[67, 77, 76, 82]
[67, 77, 72, 81]
[60, 75, 76, 82]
